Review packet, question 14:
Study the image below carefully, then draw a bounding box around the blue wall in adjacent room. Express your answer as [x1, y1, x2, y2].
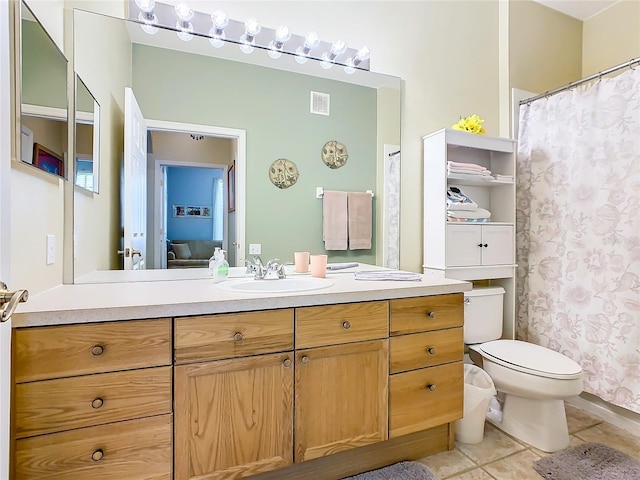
[167, 166, 223, 241]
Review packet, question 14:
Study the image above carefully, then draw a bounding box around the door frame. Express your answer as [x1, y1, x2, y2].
[1, 1, 12, 478]
[153, 159, 227, 269]
[146, 119, 246, 267]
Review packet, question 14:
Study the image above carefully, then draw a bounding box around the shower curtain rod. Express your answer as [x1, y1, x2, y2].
[519, 57, 640, 105]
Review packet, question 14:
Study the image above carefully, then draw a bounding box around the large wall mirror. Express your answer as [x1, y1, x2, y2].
[75, 75, 100, 193]
[19, 1, 68, 180]
[71, 8, 400, 284]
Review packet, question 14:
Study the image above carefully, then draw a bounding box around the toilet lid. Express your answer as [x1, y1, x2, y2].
[479, 340, 583, 380]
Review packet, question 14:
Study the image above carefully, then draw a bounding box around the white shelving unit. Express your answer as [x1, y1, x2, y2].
[422, 128, 517, 339]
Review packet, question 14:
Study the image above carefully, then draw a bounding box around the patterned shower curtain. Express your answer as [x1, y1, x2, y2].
[516, 66, 640, 414]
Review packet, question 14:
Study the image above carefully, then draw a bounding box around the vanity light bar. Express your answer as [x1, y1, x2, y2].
[127, 0, 370, 72]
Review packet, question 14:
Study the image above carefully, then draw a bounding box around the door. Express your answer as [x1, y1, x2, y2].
[294, 340, 388, 462]
[481, 225, 514, 265]
[1, 2, 12, 477]
[174, 353, 294, 480]
[446, 224, 482, 267]
[123, 87, 147, 270]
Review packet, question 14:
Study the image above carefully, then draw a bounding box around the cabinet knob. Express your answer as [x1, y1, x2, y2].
[282, 358, 292, 368]
[426, 311, 436, 319]
[426, 346, 437, 355]
[90, 345, 104, 356]
[233, 332, 244, 342]
[477, 243, 488, 248]
[91, 449, 104, 462]
[342, 320, 352, 330]
[300, 355, 310, 365]
[91, 397, 104, 409]
[426, 383, 437, 392]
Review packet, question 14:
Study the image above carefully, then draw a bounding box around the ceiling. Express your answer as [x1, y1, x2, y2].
[533, 0, 621, 20]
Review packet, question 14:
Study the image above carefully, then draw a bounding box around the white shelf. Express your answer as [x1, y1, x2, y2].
[423, 128, 517, 340]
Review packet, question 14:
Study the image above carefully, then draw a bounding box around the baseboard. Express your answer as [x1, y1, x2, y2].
[566, 393, 640, 437]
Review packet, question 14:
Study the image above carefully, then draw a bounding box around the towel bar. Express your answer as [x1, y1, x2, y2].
[316, 187, 374, 199]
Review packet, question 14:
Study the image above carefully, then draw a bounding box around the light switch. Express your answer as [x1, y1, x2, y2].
[249, 243, 261, 255]
[46, 234, 55, 265]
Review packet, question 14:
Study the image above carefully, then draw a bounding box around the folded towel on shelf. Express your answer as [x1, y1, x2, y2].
[447, 217, 491, 223]
[347, 192, 372, 250]
[447, 186, 478, 211]
[354, 270, 422, 281]
[327, 262, 359, 270]
[447, 207, 492, 220]
[323, 190, 348, 250]
[447, 161, 488, 171]
[448, 167, 492, 176]
[493, 174, 514, 182]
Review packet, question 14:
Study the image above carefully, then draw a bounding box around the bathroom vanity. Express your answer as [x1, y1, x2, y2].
[10, 272, 470, 480]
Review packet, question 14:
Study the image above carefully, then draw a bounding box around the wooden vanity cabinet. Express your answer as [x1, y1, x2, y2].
[12, 319, 173, 480]
[173, 309, 295, 480]
[294, 302, 389, 463]
[388, 294, 464, 439]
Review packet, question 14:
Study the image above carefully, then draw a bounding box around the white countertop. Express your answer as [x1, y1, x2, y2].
[13, 266, 471, 328]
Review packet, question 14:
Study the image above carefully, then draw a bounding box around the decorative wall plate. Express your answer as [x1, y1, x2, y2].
[321, 140, 348, 169]
[269, 158, 299, 189]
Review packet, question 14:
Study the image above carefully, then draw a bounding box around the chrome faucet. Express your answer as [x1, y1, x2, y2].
[245, 256, 286, 280]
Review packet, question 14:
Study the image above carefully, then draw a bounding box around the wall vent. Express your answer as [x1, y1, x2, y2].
[310, 91, 330, 116]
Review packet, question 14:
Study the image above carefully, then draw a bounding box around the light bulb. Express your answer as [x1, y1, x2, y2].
[209, 28, 226, 48]
[176, 20, 194, 41]
[240, 18, 261, 54]
[135, 0, 155, 13]
[174, 2, 194, 22]
[295, 31, 319, 64]
[355, 46, 371, 62]
[211, 10, 229, 29]
[138, 11, 158, 34]
[268, 25, 291, 59]
[330, 40, 346, 57]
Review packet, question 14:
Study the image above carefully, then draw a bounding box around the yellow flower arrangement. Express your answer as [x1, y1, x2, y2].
[452, 114, 486, 135]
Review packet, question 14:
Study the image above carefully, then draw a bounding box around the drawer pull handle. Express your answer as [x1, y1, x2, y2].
[427, 347, 437, 355]
[282, 358, 292, 368]
[300, 355, 310, 365]
[91, 398, 104, 409]
[233, 332, 244, 342]
[342, 320, 352, 330]
[91, 449, 104, 462]
[426, 383, 437, 392]
[426, 311, 436, 319]
[91, 345, 104, 356]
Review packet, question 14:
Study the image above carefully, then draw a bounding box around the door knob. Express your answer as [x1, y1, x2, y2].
[0, 282, 29, 323]
[131, 249, 142, 258]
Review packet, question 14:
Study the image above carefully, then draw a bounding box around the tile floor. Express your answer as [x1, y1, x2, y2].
[418, 403, 640, 480]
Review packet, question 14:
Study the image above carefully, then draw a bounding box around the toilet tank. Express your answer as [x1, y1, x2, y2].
[464, 286, 505, 344]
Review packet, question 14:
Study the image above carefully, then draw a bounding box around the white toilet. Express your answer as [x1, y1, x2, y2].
[464, 286, 583, 452]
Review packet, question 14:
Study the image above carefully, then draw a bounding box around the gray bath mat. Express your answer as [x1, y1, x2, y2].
[342, 461, 438, 480]
[533, 442, 640, 480]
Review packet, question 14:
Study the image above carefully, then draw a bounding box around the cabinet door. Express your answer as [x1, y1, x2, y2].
[175, 353, 294, 480]
[294, 340, 388, 462]
[446, 224, 482, 266]
[481, 225, 513, 265]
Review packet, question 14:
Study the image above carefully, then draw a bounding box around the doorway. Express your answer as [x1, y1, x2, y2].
[145, 119, 245, 268]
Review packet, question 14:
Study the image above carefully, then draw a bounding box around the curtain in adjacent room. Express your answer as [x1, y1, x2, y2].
[516, 67, 640, 414]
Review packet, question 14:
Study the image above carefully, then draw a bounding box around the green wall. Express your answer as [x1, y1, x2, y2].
[133, 44, 378, 264]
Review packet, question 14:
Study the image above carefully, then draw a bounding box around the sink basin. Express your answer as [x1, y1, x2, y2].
[218, 277, 333, 293]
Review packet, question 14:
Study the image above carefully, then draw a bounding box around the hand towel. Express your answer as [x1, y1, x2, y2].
[322, 190, 348, 250]
[347, 192, 372, 250]
[354, 270, 422, 281]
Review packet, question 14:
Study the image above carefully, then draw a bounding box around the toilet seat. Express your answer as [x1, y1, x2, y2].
[475, 340, 582, 380]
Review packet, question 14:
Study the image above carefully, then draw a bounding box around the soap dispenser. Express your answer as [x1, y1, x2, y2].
[209, 247, 229, 283]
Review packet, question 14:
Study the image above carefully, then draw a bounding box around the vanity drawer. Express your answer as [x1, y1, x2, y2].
[295, 301, 389, 349]
[390, 328, 463, 374]
[14, 414, 173, 480]
[14, 319, 172, 383]
[389, 361, 463, 438]
[389, 294, 463, 335]
[15, 366, 172, 439]
[174, 309, 294, 364]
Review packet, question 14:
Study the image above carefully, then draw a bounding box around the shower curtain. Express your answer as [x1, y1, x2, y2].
[516, 66, 640, 414]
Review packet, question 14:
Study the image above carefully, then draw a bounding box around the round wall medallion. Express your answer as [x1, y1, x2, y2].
[321, 140, 349, 169]
[269, 158, 299, 189]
